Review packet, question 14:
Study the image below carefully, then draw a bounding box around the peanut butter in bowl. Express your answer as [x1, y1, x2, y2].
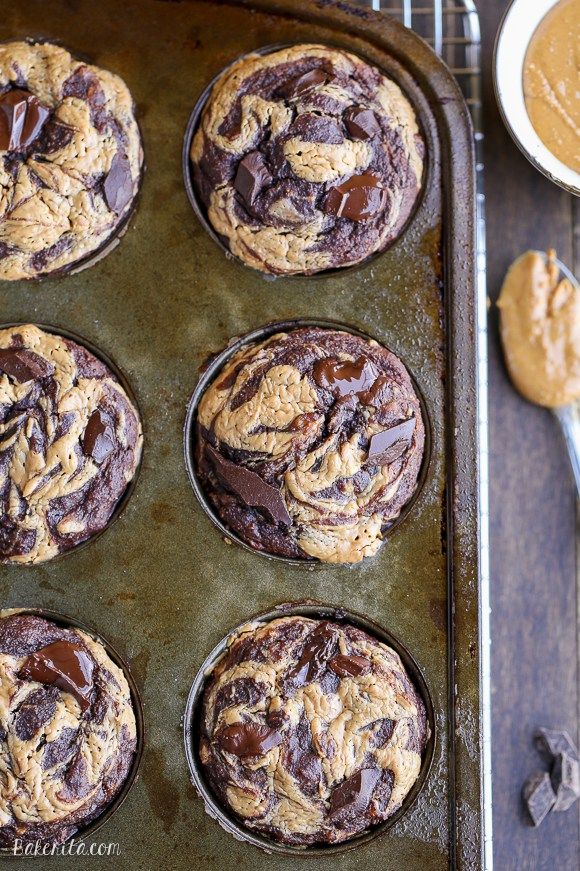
[497, 249, 580, 408]
[523, 0, 580, 174]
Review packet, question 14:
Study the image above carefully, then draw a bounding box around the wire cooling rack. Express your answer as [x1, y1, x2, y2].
[356, 2, 492, 868]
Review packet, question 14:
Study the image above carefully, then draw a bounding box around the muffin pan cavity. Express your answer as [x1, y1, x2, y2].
[183, 42, 425, 278]
[0, 607, 144, 850]
[0, 323, 143, 566]
[184, 601, 435, 856]
[184, 319, 431, 567]
[0, 40, 143, 281]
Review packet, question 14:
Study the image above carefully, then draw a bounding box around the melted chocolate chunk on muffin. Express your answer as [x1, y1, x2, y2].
[191, 44, 423, 275]
[200, 616, 428, 846]
[0, 41, 143, 280]
[0, 325, 142, 565]
[0, 612, 137, 847]
[195, 326, 424, 564]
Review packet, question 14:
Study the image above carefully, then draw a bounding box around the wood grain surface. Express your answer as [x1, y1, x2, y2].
[480, 1, 580, 869]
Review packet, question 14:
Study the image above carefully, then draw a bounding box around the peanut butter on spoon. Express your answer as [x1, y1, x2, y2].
[498, 249, 580, 408]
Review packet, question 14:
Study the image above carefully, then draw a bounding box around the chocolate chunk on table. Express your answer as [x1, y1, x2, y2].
[522, 771, 556, 827]
[534, 727, 579, 762]
[550, 752, 580, 812]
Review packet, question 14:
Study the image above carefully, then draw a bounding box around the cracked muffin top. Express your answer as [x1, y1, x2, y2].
[0, 324, 142, 565]
[0, 611, 137, 847]
[199, 615, 429, 846]
[190, 44, 424, 275]
[0, 40, 143, 280]
[195, 326, 425, 564]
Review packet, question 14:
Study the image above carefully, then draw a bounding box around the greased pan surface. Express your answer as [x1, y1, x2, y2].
[0, 1, 480, 869]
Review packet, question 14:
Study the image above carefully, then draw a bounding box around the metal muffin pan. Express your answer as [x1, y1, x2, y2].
[0, 607, 144, 855]
[183, 599, 435, 856]
[184, 317, 433, 567]
[0, 0, 481, 868]
[0, 322, 143, 567]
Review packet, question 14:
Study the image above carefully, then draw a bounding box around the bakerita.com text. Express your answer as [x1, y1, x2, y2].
[12, 839, 121, 857]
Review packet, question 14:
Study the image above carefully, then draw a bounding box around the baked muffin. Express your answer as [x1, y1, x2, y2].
[195, 326, 424, 563]
[199, 615, 429, 846]
[0, 611, 138, 847]
[0, 324, 142, 565]
[0, 41, 142, 280]
[190, 44, 423, 275]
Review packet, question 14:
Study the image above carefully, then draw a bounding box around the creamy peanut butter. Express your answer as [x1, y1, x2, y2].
[523, 0, 580, 173]
[498, 250, 580, 408]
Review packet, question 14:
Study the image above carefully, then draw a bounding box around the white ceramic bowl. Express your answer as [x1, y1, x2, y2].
[494, 0, 580, 195]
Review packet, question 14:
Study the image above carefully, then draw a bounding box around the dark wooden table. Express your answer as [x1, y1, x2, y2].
[480, 2, 580, 869]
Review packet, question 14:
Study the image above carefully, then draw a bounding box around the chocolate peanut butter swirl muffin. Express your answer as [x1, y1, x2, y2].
[200, 616, 429, 846]
[190, 44, 423, 275]
[0, 325, 142, 565]
[0, 612, 137, 847]
[195, 326, 424, 563]
[0, 41, 142, 280]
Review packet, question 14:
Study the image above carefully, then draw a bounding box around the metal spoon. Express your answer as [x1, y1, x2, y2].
[543, 253, 580, 499]
[554, 402, 580, 497]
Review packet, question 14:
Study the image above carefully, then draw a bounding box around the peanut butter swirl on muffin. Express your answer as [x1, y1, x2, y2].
[0, 612, 137, 847]
[195, 326, 424, 564]
[0, 41, 143, 280]
[200, 616, 429, 846]
[191, 44, 423, 275]
[0, 325, 142, 565]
